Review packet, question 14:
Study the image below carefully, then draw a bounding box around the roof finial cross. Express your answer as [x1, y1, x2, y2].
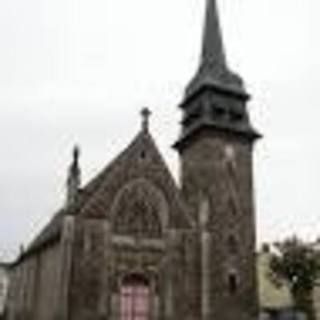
[68, 144, 81, 181]
[141, 107, 151, 131]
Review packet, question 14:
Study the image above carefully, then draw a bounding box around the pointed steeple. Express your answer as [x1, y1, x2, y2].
[66, 145, 81, 207]
[175, 0, 260, 150]
[201, 0, 226, 70]
[185, 0, 246, 99]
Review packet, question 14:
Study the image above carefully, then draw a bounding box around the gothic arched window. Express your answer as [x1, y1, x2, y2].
[114, 198, 162, 238]
[120, 274, 151, 320]
[112, 179, 167, 239]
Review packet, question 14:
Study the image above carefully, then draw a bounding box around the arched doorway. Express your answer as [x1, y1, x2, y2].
[120, 274, 151, 320]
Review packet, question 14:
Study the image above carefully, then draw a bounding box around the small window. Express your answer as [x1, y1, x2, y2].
[228, 273, 238, 295]
[120, 274, 150, 320]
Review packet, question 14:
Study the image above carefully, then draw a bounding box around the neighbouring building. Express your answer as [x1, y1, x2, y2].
[257, 243, 320, 320]
[312, 240, 320, 320]
[257, 245, 294, 320]
[6, 1, 261, 320]
[0, 263, 10, 319]
[314, 282, 320, 320]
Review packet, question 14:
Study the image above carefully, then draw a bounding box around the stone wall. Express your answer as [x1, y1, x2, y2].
[69, 217, 108, 320]
[67, 193, 191, 320]
[180, 131, 258, 320]
[0, 264, 9, 317]
[33, 243, 62, 320]
[5, 125, 259, 320]
[6, 241, 62, 320]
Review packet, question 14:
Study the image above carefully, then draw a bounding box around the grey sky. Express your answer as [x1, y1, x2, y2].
[0, 0, 319, 261]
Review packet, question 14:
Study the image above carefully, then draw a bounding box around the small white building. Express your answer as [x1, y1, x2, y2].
[314, 282, 320, 320]
[312, 239, 320, 320]
[257, 241, 320, 320]
[0, 263, 10, 318]
[257, 246, 293, 313]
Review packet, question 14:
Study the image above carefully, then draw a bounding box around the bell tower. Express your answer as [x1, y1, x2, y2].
[175, 1, 260, 320]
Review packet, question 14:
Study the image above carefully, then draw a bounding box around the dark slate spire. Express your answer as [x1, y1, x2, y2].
[66, 145, 81, 207]
[201, 0, 226, 69]
[185, 0, 247, 99]
[174, 0, 260, 150]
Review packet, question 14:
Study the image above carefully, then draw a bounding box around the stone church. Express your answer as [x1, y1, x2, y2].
[6, 0, 261, 320]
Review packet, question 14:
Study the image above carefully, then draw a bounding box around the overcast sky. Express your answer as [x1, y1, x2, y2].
[0, 0, 319, 261]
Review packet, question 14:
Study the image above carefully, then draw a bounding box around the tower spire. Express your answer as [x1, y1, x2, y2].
[175, 0, 260, 151]
[201, 0, 226, 70]
[185, 0, 246, 99]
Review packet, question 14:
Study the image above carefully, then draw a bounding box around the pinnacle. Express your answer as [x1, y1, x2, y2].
[141, 107, 151, 132]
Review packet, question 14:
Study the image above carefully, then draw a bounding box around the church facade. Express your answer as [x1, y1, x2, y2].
[6, 1, 260, 320]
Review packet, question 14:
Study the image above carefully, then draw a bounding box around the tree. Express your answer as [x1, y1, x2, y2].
[268, 236, 320, 320]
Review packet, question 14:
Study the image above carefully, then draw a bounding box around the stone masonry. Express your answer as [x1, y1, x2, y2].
[6, 1, 260, 320]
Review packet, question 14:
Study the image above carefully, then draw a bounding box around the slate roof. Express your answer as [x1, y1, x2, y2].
[18, 164, 103, 261]
[18, 127, 190, 262]
[25, 210, 65, 255]
[19, 189, 91, 262]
